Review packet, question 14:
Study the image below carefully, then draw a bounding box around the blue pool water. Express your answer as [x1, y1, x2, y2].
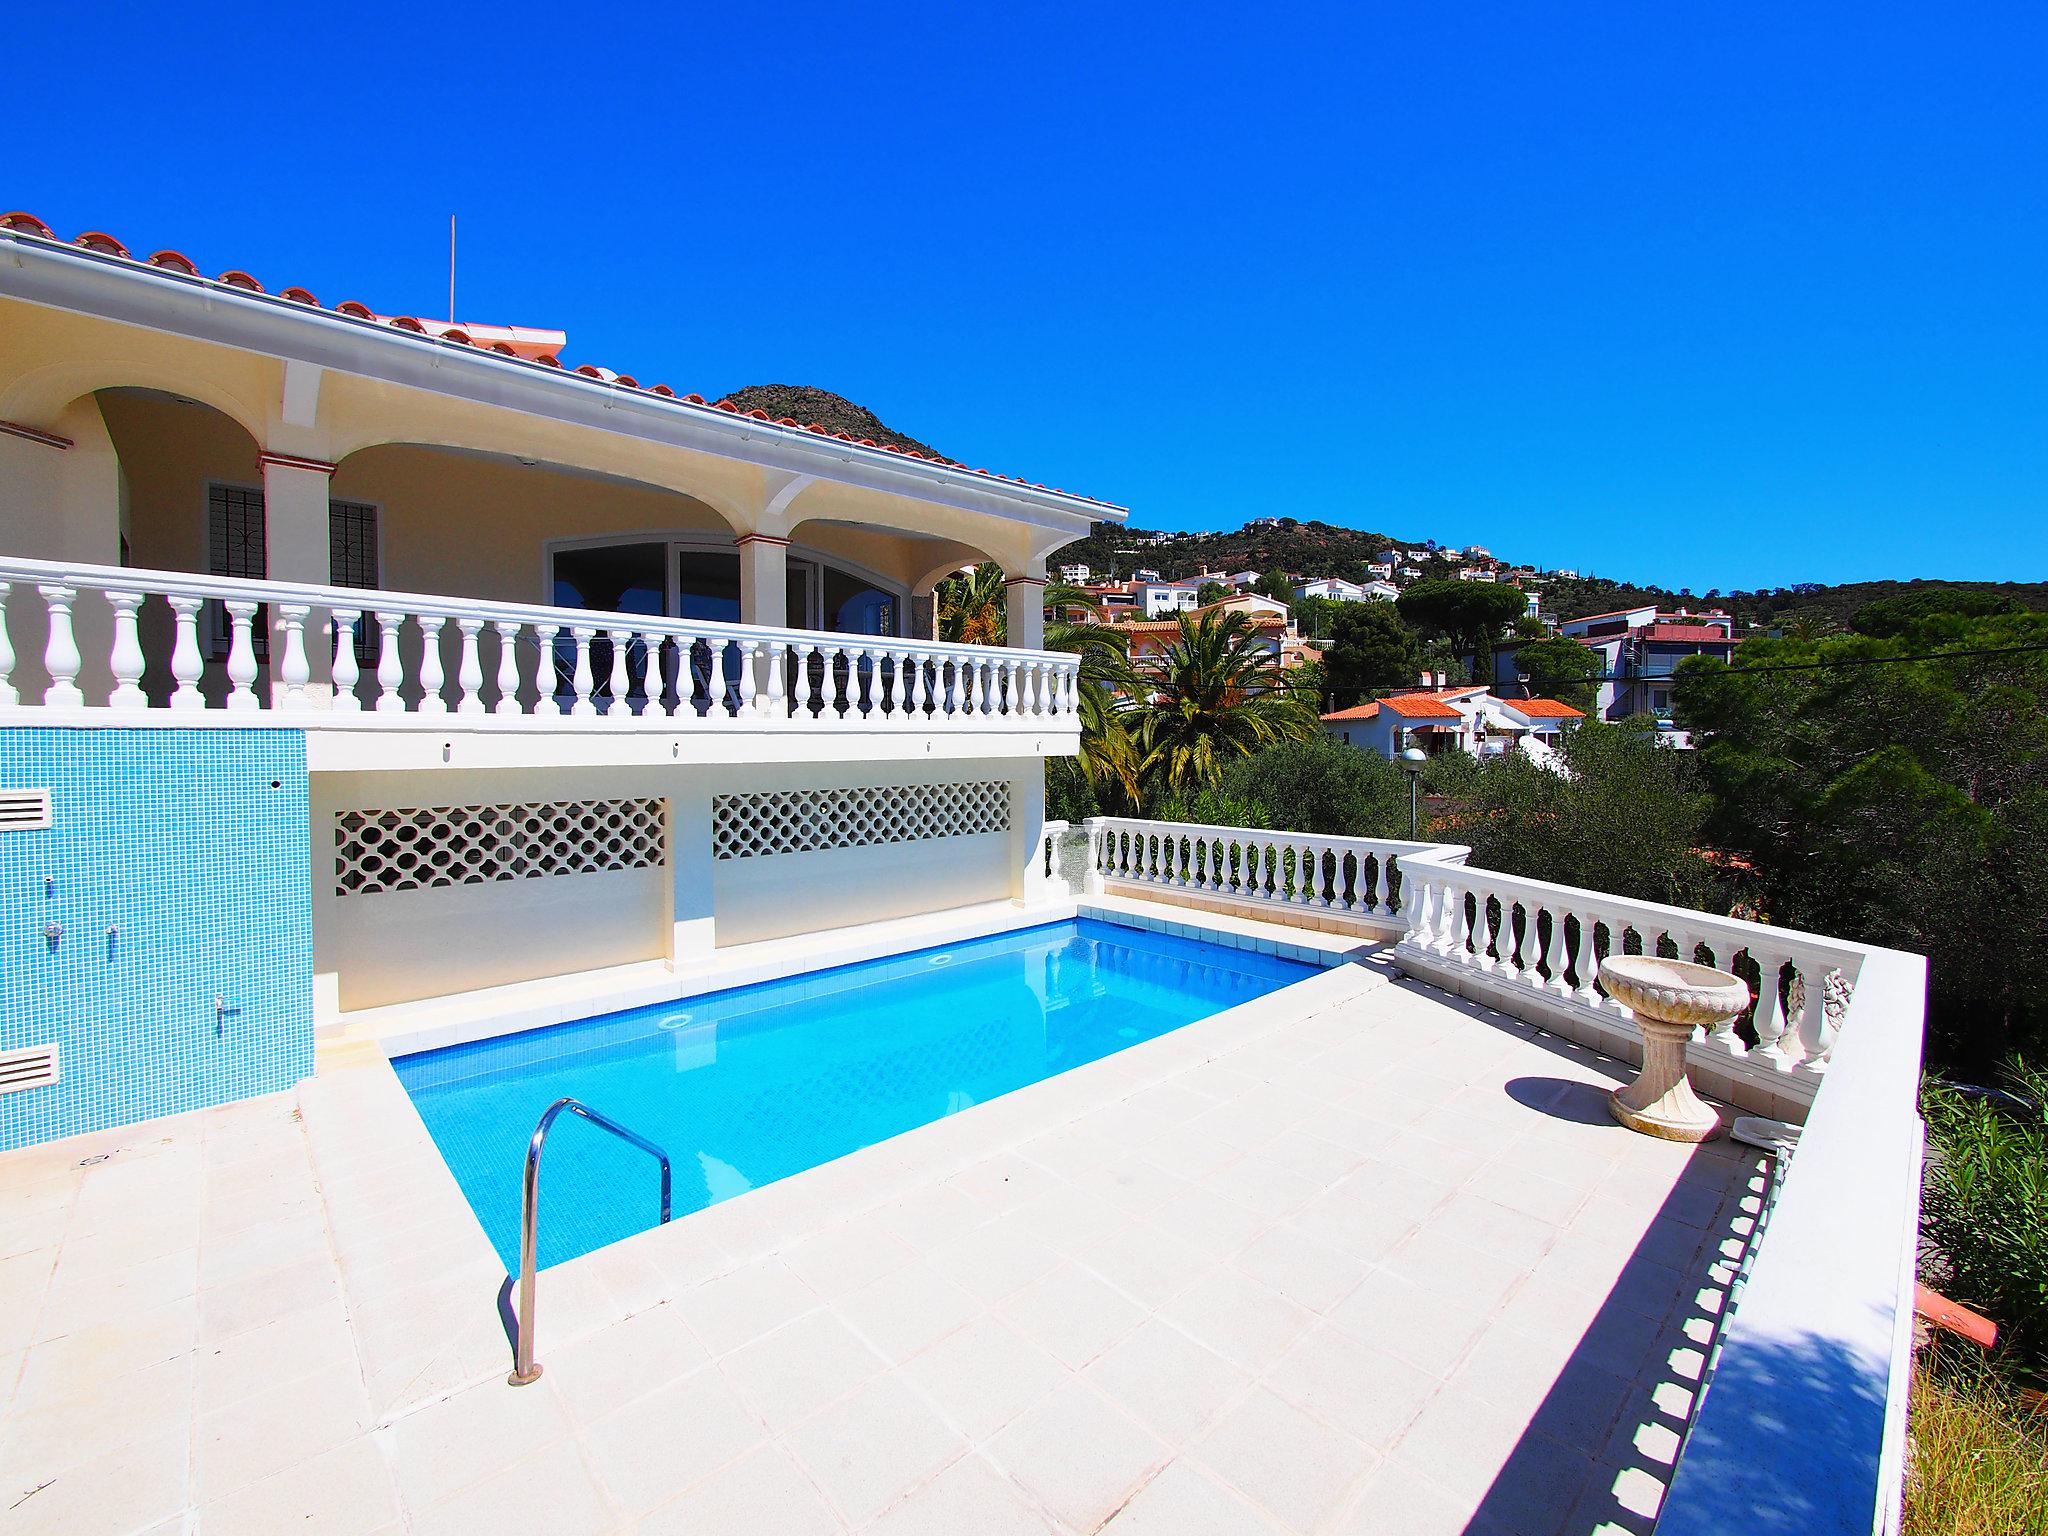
[395, 918, 1317, 1269]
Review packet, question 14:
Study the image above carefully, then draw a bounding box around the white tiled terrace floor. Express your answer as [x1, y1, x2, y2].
[0, 930, 1767, 1536]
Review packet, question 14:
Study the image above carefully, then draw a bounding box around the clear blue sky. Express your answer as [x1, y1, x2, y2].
[13, 3, 2045, 592]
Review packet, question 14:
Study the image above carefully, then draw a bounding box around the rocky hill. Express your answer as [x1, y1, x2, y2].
[1049, 517, 2048, 629]
[714, 385, 944, 460]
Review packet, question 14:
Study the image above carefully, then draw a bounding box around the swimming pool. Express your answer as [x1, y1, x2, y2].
[394, 918, 1319, 1269]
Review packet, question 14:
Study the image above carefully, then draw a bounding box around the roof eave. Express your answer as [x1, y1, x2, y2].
[0, 229, 1126, 530]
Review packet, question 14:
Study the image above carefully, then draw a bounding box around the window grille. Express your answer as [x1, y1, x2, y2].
[334, 798, 667, 896]
[206, 483, 267, 659]
[713, 781, 1010, 860]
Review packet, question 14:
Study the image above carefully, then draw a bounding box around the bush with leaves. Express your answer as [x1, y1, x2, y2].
[1323, 602, 1421, 707]
[1215, 733, 1410, 838]
[1921, 1062, 2048, 1385]
[1422, 720, 1719, 909]
[1513, 635, 1604, 713]
[1675, 603, 2048, 1072]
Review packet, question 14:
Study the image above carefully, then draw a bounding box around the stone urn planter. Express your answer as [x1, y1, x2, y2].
[1598, 955, 1751, 1143]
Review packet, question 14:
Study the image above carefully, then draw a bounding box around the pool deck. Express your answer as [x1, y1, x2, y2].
[0, 898, 1767, 1536]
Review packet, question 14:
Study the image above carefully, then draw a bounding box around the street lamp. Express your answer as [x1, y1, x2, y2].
[1399, 746, 1428, 839]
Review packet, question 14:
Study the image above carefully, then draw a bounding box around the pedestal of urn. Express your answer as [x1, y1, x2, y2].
[1598, 955, 1750, 1143]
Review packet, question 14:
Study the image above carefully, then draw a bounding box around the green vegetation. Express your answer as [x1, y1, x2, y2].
[1674, 598, 2048, 1072]
[1908, 1065, 2048, 1535]
[1107, 609, 1318, 808]
[1903, 1343, 2048, 1536]
[1323, 603, 1420, 708]
[1213, 734, 1409, 838]
[1513, 635, 1603, 713]
[1396, 580, 1527, 683]
[1422, 719, 1718, 908]
[1196, 579, 1229, 606]
[1921, 1064, 2048, 1384]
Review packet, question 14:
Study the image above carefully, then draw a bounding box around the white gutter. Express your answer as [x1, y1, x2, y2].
[0, 230, 1125, 534]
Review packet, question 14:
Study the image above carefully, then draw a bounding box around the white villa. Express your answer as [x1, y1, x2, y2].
[1293, 576, 1397, 604]
[1321, 686, 1584, 764]
[0, 214, 1926, 1536]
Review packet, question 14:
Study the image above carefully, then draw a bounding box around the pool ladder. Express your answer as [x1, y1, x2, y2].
[508, 1096, 673, 1386]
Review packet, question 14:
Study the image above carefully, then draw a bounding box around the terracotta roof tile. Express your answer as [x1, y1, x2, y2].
[1320, 702, 1380, 721]
[1505, 698, 1584, 718]
[1, 210, 1121, 512]
[1380, 693, 1465, 719]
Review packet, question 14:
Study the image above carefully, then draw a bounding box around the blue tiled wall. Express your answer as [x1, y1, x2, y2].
[0, 728, 313, 1150]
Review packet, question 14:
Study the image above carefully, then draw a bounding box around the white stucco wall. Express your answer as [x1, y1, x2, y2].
[308, 757, 1044, 1015]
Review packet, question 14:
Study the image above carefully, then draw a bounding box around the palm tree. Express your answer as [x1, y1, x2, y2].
[1112, 609, 1318, 807]
[934, 560, 1142, 810]
[934, 561, 1097, 647]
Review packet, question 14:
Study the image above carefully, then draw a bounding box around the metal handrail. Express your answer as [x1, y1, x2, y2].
[508, 1096, 672, 1385]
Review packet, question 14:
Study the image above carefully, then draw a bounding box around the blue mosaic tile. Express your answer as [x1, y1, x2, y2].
[0, 727, 313, 1150]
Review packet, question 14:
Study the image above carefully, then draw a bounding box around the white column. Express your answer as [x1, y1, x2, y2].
[1005, 564, 1047, 651]
[261, 452, 338, 703]
[669, 791, 717, 963]
[736, 533, 790, 630]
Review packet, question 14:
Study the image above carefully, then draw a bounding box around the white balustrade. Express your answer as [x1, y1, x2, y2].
[1085, 817, 1435, 920]
[1079, 815, 1871, 1095]
[0, 555, 1081, 734]
[1390, 854, 1862, 1086]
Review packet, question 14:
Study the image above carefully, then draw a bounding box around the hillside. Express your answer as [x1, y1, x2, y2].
[1050, 520, 1401, 583]
[714, 385, 945, 460]
[1049, 518, 2048, 628]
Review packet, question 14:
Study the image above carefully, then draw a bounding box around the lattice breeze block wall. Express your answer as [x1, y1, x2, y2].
[714, 781, 1010, 860]
[335, 798, 666, 896]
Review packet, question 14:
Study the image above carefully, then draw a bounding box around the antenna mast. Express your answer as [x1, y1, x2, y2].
[447, 214, 457, 324]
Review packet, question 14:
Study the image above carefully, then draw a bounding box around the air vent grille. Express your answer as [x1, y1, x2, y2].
[0, 789, 51, 830]
[0, 1044, 59, 1095]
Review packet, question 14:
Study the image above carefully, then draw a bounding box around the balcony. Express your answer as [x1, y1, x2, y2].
[0, 555, 1082, 771]
[1055, 816, 1926, 1535]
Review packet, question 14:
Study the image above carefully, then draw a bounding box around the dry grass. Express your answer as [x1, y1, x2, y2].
[1904, 1349, 2048, 1536]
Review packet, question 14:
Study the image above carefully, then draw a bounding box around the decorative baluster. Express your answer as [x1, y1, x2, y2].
[978, 656, 997, 716]
[760, 637, 788, 722]
[274, 603, 312, 710]
[731, 638, 758, 720]
[1748, 952, 1794, 1065]
[415, 615, 448, 714]
[106, 590, 147, 708]
[37, 585, 84, 707]
[603, 626, 630, 718]
[0, 581, 14, 707]
[168, 596, 204, 710]
[455, 618, 486, 715]
[222, 599, 260, 712]
[1415, 877, 1442, 948]
[1576, 914, 1604, 1004]
[329, 609, 362, 712]
[492, 620, 523, 715]
[565, 626, 596, 716]
[1540, 904, 1566, 991]
[374, 612, 406, 714]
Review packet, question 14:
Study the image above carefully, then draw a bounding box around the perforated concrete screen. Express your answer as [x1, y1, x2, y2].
[712, 781, 1010, 861]
[334, 798, 667, 896]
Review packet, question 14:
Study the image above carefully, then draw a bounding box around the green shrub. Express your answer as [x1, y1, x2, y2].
[1216, 734, 1408, 838]
[1922, 1062, 2048, 1383]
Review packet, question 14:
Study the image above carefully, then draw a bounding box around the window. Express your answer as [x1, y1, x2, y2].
[208, 484, 266, 580]
[329, 500, 381, 665]
[329, 500, 380, 589]
[207, 484, 266, 658]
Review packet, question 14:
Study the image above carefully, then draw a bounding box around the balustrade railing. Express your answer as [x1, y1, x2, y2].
[0, 557, 1080, 729]
[1083, 816, 1444, 920]
[1078, 816, 1869, 1089]
[1394, 857, 1860, 1080]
